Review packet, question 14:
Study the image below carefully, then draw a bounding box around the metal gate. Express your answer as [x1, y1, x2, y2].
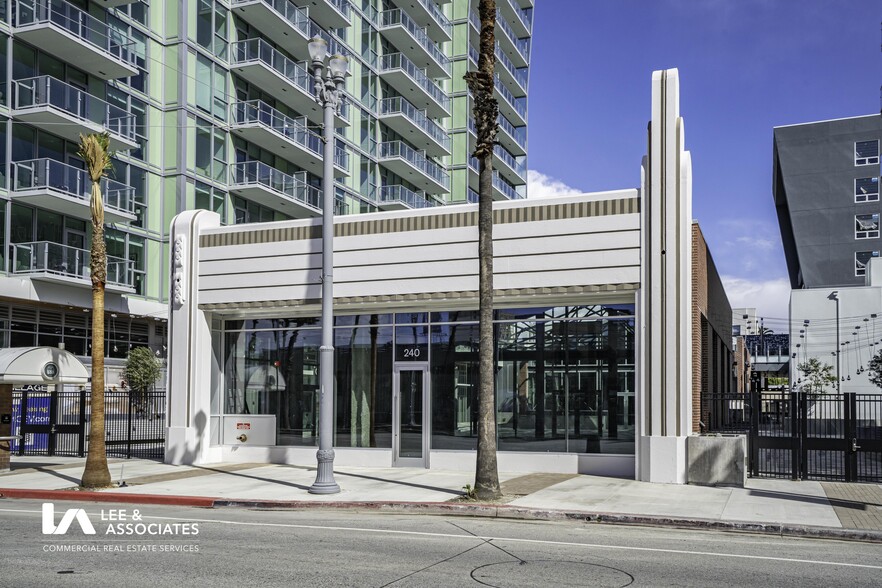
[12, 388, 87, 456]
[11, 389, 166, 460]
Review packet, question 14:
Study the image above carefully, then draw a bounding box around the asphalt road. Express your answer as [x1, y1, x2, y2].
[0, 499, 880, 587]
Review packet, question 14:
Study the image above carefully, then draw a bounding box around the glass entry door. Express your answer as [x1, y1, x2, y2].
[393, 365, 428, 467]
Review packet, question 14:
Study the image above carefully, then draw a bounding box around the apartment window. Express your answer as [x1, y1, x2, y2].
[855, 213, 880, 239]
[856, 250, 880, 276]
[196, 0, 228, 60]
[195, 54, 228, 121]
[195, 180, 226, 220]
[232, 195, 281, 224]
[855, 177, 879, 203]
[855, 140, 879, 166]
[195, 118, 227, 182]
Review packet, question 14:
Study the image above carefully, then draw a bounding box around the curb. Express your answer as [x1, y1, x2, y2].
[0, 488, 215, 508]
[3, 488, 881, 543]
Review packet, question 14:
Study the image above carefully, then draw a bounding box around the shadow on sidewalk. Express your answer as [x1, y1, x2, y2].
[192, 465, 311, 491]
[332, 470, 463, 496]
[749, 488, 877, 510]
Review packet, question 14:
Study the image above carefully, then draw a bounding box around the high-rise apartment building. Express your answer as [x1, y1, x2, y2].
[0, 0, 532, 379]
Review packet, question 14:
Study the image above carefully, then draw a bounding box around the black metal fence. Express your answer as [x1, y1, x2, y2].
[702, 389, 882, 482]
[11, 388, 165, 460]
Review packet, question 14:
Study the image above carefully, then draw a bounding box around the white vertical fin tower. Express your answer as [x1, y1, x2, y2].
[165, 210, 220, 465]
[637, 69, 693, 483]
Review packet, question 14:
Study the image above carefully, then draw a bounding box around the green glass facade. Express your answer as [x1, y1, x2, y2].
[0, 0, 533, 362]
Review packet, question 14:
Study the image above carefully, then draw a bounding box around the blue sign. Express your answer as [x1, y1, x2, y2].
[10, 392, 50, 452]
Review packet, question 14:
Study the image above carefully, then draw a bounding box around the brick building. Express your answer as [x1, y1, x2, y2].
[691, 222, 735, 433]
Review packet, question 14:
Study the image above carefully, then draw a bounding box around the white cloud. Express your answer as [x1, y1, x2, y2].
[721, 276, 791, 321]
[526, 170, 583, 199]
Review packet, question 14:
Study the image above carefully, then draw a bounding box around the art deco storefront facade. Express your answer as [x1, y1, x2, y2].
[167, 69, 708, 482]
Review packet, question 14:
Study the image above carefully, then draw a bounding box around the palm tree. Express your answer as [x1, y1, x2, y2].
[464, 0, 501, 500]
[79, 132, 113, 488]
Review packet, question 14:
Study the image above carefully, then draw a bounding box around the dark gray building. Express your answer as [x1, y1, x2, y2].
[774, 114, 882, 288]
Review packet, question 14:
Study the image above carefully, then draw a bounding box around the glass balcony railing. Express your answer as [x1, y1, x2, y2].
[379, 184, 438, 209]
[329, 0, 350, 20]
[494, 74, 527, 121]
[494, 145, 526, 177]
[496, 115, 527, 150]
[12, 240, 133, 287]
[231, 160, 322, 212]
[494, 9, 530, 62]
[467, 187, 479, 203]
[379, 140, 449, 189]
[493, 171, 522, 199]
[503, 0, 532, 31]
[379, 8, 450, 75]
[380, 53, 449, 113]
[380, 96, 449, 151]
[13, 76, 136, 142]
[14, 0, 137, 67]
[231, 39, 349, 121]
[495, 45, 528, 90]
[12, 158, 137, 214]
[230, 0, 347, 56]
[232, 100, 348, 170]
[468, 116, 526, 152]
[418, 0, 451, 38]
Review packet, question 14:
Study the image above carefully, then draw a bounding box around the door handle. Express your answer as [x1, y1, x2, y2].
[852, 438, 861, 452]
[50, 425, 56, 434]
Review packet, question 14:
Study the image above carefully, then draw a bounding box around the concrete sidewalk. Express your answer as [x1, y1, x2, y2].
[2, 456, 881, 541]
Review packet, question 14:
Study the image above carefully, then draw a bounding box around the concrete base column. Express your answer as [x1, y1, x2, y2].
[637, 435, 688, 484]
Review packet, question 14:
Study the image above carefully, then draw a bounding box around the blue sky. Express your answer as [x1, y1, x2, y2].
[524, 0, 881, 321]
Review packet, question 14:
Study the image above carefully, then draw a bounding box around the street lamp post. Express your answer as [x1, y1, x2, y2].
[307, 37, 347, 494]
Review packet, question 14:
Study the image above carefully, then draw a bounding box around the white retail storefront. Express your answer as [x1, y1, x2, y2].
[165, 69, 696, 483]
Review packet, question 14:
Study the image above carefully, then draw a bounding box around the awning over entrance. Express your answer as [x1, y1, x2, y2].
[0, 347, 89, 385]
[752, 362, 788, 375]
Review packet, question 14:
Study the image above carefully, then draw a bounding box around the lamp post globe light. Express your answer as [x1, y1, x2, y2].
[307, 36, 348, 494]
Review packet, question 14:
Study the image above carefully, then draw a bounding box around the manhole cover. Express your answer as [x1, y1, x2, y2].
[471, 560, 634, 588]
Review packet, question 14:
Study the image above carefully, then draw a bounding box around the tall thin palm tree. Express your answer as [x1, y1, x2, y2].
[465, 0, 501, 500]
[80, 132, 113, 488]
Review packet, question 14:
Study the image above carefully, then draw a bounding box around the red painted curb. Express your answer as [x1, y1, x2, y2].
[0, 488, 217, 508]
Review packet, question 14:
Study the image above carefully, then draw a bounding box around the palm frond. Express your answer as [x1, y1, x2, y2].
[77, 132, 114, 184]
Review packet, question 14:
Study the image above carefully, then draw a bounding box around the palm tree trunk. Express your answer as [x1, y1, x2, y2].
[466, 0, 501, 500]
[82, 179, 110, 488]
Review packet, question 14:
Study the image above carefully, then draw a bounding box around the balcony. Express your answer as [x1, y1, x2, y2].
[379, 9, 450, 79]
[494, 9, 529, 67]
[379, 96, 450, 156]
[496, 115, 526, 156]
[13, 0, 139, 80]
[467, 115, 525, 157]
[388, 0, 451, 42]
[298, 0, 351, 29]
[12, 77, 138, 151]
[92, 0, 139, 7]
[231, 39, 349, 128]
[379, 53, 450, 118]
[466, 49, 527, 126]
[467, 160, 523, 201]
[469, 10, 529, 68]
[230, 0, 347, 63]
[495, 45, 528, 97]
[379, 140, 449, 194]
[11, 241, 135, 293]
[377, 184, 439, 211]
[230, 101, 348, 177]
[499, 0, 532, 37]
[494, 144, 526, 184]
[11, 159, 137, 223]
[229, 161, 324, 217]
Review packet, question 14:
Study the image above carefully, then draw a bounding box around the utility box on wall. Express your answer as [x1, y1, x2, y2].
[222, 415, 277, 445]
[686, 434, 747, 487]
